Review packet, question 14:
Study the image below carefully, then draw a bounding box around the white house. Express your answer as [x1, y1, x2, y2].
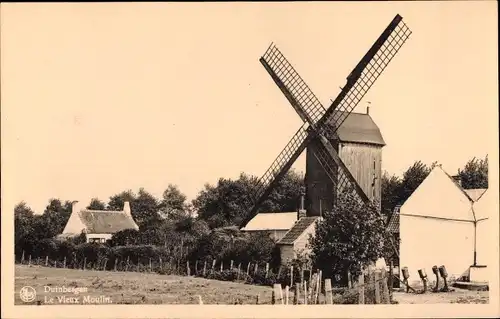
[399, 165, 490, 285]
[59, 201, 139, 243]
[240, 211, 298, 242]
[276, 215, 322, 265]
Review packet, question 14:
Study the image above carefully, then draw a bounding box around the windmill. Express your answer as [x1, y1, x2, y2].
[242, 14, 412, 257]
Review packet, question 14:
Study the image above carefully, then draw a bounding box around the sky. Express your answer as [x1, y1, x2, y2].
[1, 2, 498, 213]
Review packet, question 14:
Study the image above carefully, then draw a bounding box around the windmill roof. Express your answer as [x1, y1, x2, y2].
[277, 216, 320, 245]
[241, 212, 297, 231]
[329, 111, 385, 146]
[78, 210, 138, 234]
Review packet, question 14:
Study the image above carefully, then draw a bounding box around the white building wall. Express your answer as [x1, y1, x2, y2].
[62, 210, 86, 235]
[399, 167, 477, 285]
[400, 214, 474, 285]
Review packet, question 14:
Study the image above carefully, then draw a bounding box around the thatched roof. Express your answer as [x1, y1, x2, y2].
[78, 210, 138, 234]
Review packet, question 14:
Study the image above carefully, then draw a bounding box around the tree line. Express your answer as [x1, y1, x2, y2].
[14, 156, 488, 285]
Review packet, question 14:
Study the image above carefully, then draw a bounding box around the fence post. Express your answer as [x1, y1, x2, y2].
[303, 281, 308, 305]
[114, 258, 118, 272]
[237, 263, 241, 281]
[149, 258, 152, 272]
[254, 263, 258, 275]
[256, 294, 260, 305]
[293, 282, 299, 304]
[21, 251, 25, 264]
[187, 261, 191, 276]
[246, 262, 251, 275]
[273, 284, 283, 305]
[230, 260, 234, 270]
[277, 265, 282, 279]
[285, 286, 289, 305]
[212, 259, 216, 272]
[137, 258, 140, 272]
[300, 269, 304, 284]
[317, 270, 322, 304]
[290, 266, 294, 288]
[374, 270, 381, 304]
[324, 279, 333, 305]
[348, 270, 352, 289]
[63, 256, 67, 269]
[103, 258, 108, 271]
[265, 263, 269, 278]
[45, 256, 49, 267]
[357, 272, 365, 304]
[195, 260, 198, 275]
[125, 256, 130, 272]
[83, 257, 87, 270]
[203, 261, 207, 277]
[389, 261, 394, 299]
[159, 257, 163, 272]
[28, 255, 32, 266]
[381, 268, 390, 304]
[271, 289, 276, 305]
[220, 261, 223, 272]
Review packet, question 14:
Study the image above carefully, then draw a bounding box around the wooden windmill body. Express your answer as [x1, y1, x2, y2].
[305, 111, 385, 216]
[242, 14, 412, 259]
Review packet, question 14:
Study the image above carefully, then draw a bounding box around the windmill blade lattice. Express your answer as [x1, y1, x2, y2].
[251, 124, 310, 204]
[318, 16, 411, 135]
[244, 14, 412, 228]
[260, 45, 326, 126]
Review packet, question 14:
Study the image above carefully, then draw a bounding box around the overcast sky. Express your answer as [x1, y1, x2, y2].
[2, 2, 498, 213]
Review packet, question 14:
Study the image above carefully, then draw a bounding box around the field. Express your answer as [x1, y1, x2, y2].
[14, 265, 488, 305]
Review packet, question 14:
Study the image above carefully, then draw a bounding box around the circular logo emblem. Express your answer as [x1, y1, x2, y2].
[20, 286, 36, 303]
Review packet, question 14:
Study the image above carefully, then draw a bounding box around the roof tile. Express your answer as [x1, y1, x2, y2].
[277, 216, 319, 245]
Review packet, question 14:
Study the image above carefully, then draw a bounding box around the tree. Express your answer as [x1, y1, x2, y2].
[192, 170, 304, 228]
[87, 198, 106, 210]
[381, 172, 402, 217]
[309, 190, 389, 285]
[458, 155, 488, 189]
[192, 173, 257, 228]
[398, 161, 434, 205]
[14, 202, 36, 256]
[40, 198, 73, 238]
[108, 189, 161, 227]
[159, 184, 189, 220]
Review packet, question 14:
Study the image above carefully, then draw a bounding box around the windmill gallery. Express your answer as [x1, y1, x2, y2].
[241, 14, 411, 268]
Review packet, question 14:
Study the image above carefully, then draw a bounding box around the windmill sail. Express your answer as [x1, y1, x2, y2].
[260, 44, 326, 126]
[243, 14, 411, 228]
[319, 14, 411, 134]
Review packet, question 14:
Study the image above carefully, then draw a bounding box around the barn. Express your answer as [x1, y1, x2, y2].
[399, 165, 490, 285]
[59, 201, 139, 243]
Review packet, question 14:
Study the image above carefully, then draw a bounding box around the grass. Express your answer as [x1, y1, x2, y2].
[15, 265, 274, 305]
[14, 265, 489, 305]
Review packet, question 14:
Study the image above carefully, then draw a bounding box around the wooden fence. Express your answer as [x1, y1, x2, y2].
[17, 251, 393, 305]
[269, 267, 392, 305]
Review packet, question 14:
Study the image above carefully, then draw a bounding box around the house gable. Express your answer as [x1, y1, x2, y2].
[61, 207, 87, 235]
[400, 166, 474, 222]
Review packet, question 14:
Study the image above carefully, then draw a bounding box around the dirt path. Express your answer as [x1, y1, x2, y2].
[393, 289, 489, 304]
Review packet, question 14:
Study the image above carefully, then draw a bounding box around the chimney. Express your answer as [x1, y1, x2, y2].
[71, 200, 83, 214]
[123, 201, 132, 216]
[297, 187, 306, 220]
[366, 102, 371, 115]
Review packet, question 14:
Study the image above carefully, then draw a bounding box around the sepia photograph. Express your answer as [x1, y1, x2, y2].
[1, 1, 498, 318]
